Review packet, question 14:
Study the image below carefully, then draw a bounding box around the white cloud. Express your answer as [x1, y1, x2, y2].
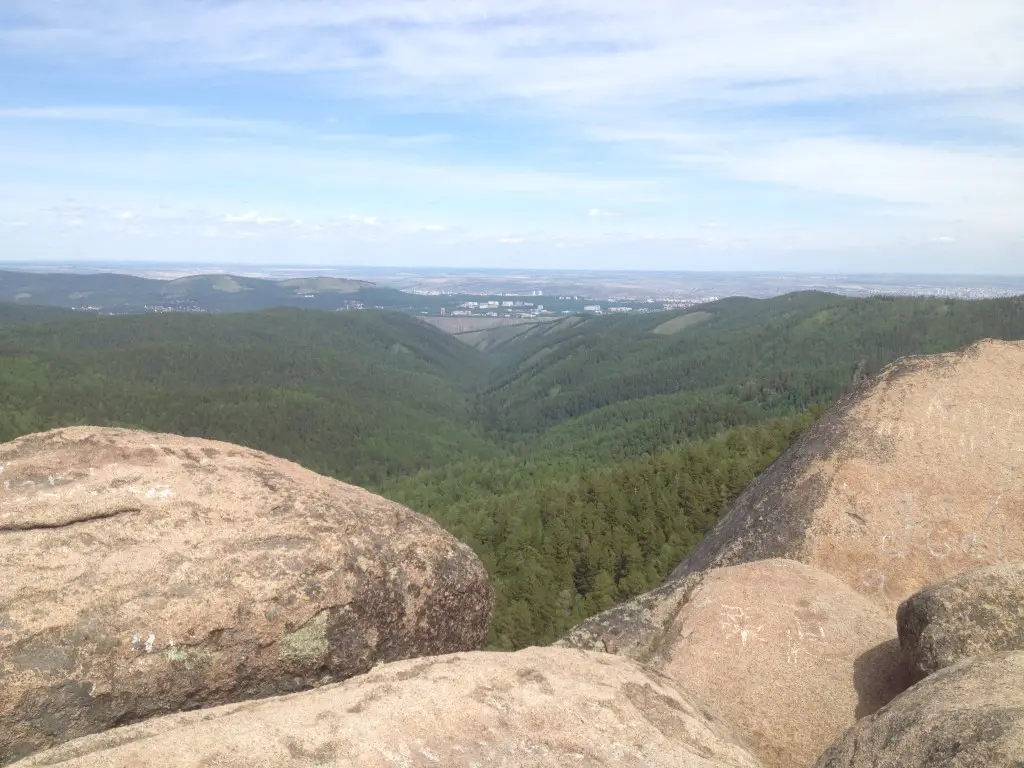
[223, 211, 289, 225]
[1, 198, 1018, 273]
[344, 215, 381, 227]
[2, 1, 1023, 270]
[5, 2, 1018, 226]
[0, 131, 656, 207]
[5, 1, 1022, 106]
[0, 106, 289, 134]
[710, 137, 1024, 228]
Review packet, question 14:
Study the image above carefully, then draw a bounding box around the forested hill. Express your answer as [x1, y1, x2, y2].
[480, 291, 1024, 449]
[1, 291, 1023, 648]
[0, 308, 494, 487]
[0, 303, 79, 325]
[0, 269, 377, 313]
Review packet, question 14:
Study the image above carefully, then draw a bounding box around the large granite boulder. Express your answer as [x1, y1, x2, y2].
[10, 647, 763, 768]
[814, 651, 1024, 767]
[898, 563, 1024, 681]
[559, 559, 908, 768]
[0, 427, 493, 765]
[670, 339, 1024, 614]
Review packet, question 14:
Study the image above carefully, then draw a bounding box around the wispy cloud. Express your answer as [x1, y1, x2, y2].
[1, 0, 1022, 270]
[701, 137, 1024, 228]
[0, 106, 292, 135]
[5, 1, 1021, 109]
[223, 211, 291, 225]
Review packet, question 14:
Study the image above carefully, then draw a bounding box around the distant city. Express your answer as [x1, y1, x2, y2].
[1, 262, 1022, 321]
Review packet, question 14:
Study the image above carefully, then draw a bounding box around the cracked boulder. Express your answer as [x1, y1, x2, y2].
[669, 339, 1024, 615]
[0, 427, 493, 766]
[10, 647, 763, 768]
[814, 651, 1024, 767]
[897, 563, 1024, 681]
[559, 559, 909, 768]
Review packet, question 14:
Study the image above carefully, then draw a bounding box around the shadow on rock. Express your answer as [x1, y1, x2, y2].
[853, 639, 910, 719]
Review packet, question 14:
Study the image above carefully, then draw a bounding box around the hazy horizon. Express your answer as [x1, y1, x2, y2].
[2, 2, 1022, 273]
[5, 260, 1024, 278]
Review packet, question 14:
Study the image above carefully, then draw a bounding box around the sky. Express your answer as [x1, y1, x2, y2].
[0, 0, 1022, 273]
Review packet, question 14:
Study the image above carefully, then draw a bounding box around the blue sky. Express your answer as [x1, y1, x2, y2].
[1, 1, 1022, 272]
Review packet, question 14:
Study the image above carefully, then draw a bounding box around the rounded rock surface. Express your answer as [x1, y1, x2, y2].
[898, 563, 1024, 681]
[670, 339, 1024, 615]
[0, 427, 493, 765]
[10, 647, 763, 768]
[559, 559, 909, 768]
[814, 651, 1024, 768]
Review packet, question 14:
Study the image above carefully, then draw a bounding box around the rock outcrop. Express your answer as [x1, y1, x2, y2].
[559, 559, 909, 768]
[814, 651, 1024, 767]
[669, 339, 1024, 614]
[0, 427, 493, 765]
[897, 563, 1024, 681]
[11, 647, 763, 768]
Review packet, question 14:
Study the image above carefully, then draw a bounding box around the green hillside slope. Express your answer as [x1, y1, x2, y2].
[0, 307, 492, 486]
[481, 292, 1024, 446]
[0, 269, 378, 313]
[0, 303, 79, 325]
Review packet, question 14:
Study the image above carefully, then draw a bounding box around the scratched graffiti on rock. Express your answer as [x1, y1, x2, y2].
[719, 602, 828, 665]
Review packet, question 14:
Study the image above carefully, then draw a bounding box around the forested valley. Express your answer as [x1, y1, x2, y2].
[2, 291, 1023, 648]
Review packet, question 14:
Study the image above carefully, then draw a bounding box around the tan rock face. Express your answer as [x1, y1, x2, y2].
[898, 563, 1024, 681]
[10, 647, 763, 768]
[670, 339, 1024, 614]
[559, 559, 909, 768]
[0, 427, 493, 766]
[814, 651, 1024, 768]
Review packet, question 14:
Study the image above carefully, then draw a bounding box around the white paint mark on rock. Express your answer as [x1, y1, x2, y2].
[418, 745, 441, 763]
[720, 604, 764, 649]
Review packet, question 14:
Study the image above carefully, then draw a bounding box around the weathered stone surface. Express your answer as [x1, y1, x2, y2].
[559, 559, 909, 768]
[11, 647, 763, 768]
[669, 339, 1024, 614]
[814, 651, 1024, 767]
[898, 563, 1024, 681]
[0, 427, 493, 765]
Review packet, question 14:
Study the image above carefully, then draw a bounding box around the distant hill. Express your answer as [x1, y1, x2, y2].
[479, 291, 1024, 452]
[0, 269, 376, 313]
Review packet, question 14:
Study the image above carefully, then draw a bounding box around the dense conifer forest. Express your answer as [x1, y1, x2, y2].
[2, 290, 1023, 647]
